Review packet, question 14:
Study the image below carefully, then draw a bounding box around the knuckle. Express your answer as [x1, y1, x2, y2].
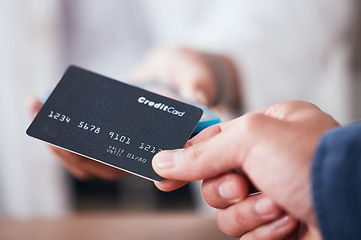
[234, 207, 250, 230]
[183, 146, 202, 162]
[216, 210, 246, 238]
[241, 113, 267, 131]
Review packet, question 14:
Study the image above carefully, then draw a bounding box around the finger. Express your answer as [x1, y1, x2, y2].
[185, 117, 241, 148]
[240, 215, 298, 240]
[258, 101, 339, 131]
[257, 101, 320, 121]
[80, 158, 125, 180]
[153, 129, 241, 181]
[216, 194, 283, 237]
[154, 179, 188, 192]
[284, 224, 300, 240]
[28, 98, 95, 179]
[153, 113, 272, 181]
[154, 122, 226, 191]
[185, 123, 223, 148]
[201, 173, 249, 209]
[50, 145, 124, 180]
[27, 98, 43, 118]
[49, 145, 94, 179]
[29, 98, 125, 181]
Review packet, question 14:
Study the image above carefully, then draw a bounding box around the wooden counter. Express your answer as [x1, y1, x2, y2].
[0, 212, 235, 240]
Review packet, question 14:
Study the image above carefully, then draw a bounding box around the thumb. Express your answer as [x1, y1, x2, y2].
[152, 113, 273, 181]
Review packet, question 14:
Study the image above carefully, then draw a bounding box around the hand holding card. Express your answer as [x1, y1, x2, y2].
[28, 97, 126, 180]
[27, 66, 203, 182]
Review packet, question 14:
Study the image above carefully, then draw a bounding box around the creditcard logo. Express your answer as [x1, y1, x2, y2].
[137, 96, 185, 117]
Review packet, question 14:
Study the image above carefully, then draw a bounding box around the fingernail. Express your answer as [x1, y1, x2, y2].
[273, 215, 292, 229]
[254, 197, 275, 215]
[153, 150, 179, 169]
[219, 180, 238, 200]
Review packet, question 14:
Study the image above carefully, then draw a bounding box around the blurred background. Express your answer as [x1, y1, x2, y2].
[0, 0, 360, 220]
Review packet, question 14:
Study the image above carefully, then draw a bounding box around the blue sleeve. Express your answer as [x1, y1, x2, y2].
[312, 122, 361, 240]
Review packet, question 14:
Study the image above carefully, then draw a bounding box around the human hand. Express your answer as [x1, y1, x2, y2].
[153, 101, 340, 239]
[126, 47, 240, 110]
[28, 98, 126, 180]
[202, 176, 299, 239]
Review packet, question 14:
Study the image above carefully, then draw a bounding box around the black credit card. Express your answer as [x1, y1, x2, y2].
[26, 66, 203, 182]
